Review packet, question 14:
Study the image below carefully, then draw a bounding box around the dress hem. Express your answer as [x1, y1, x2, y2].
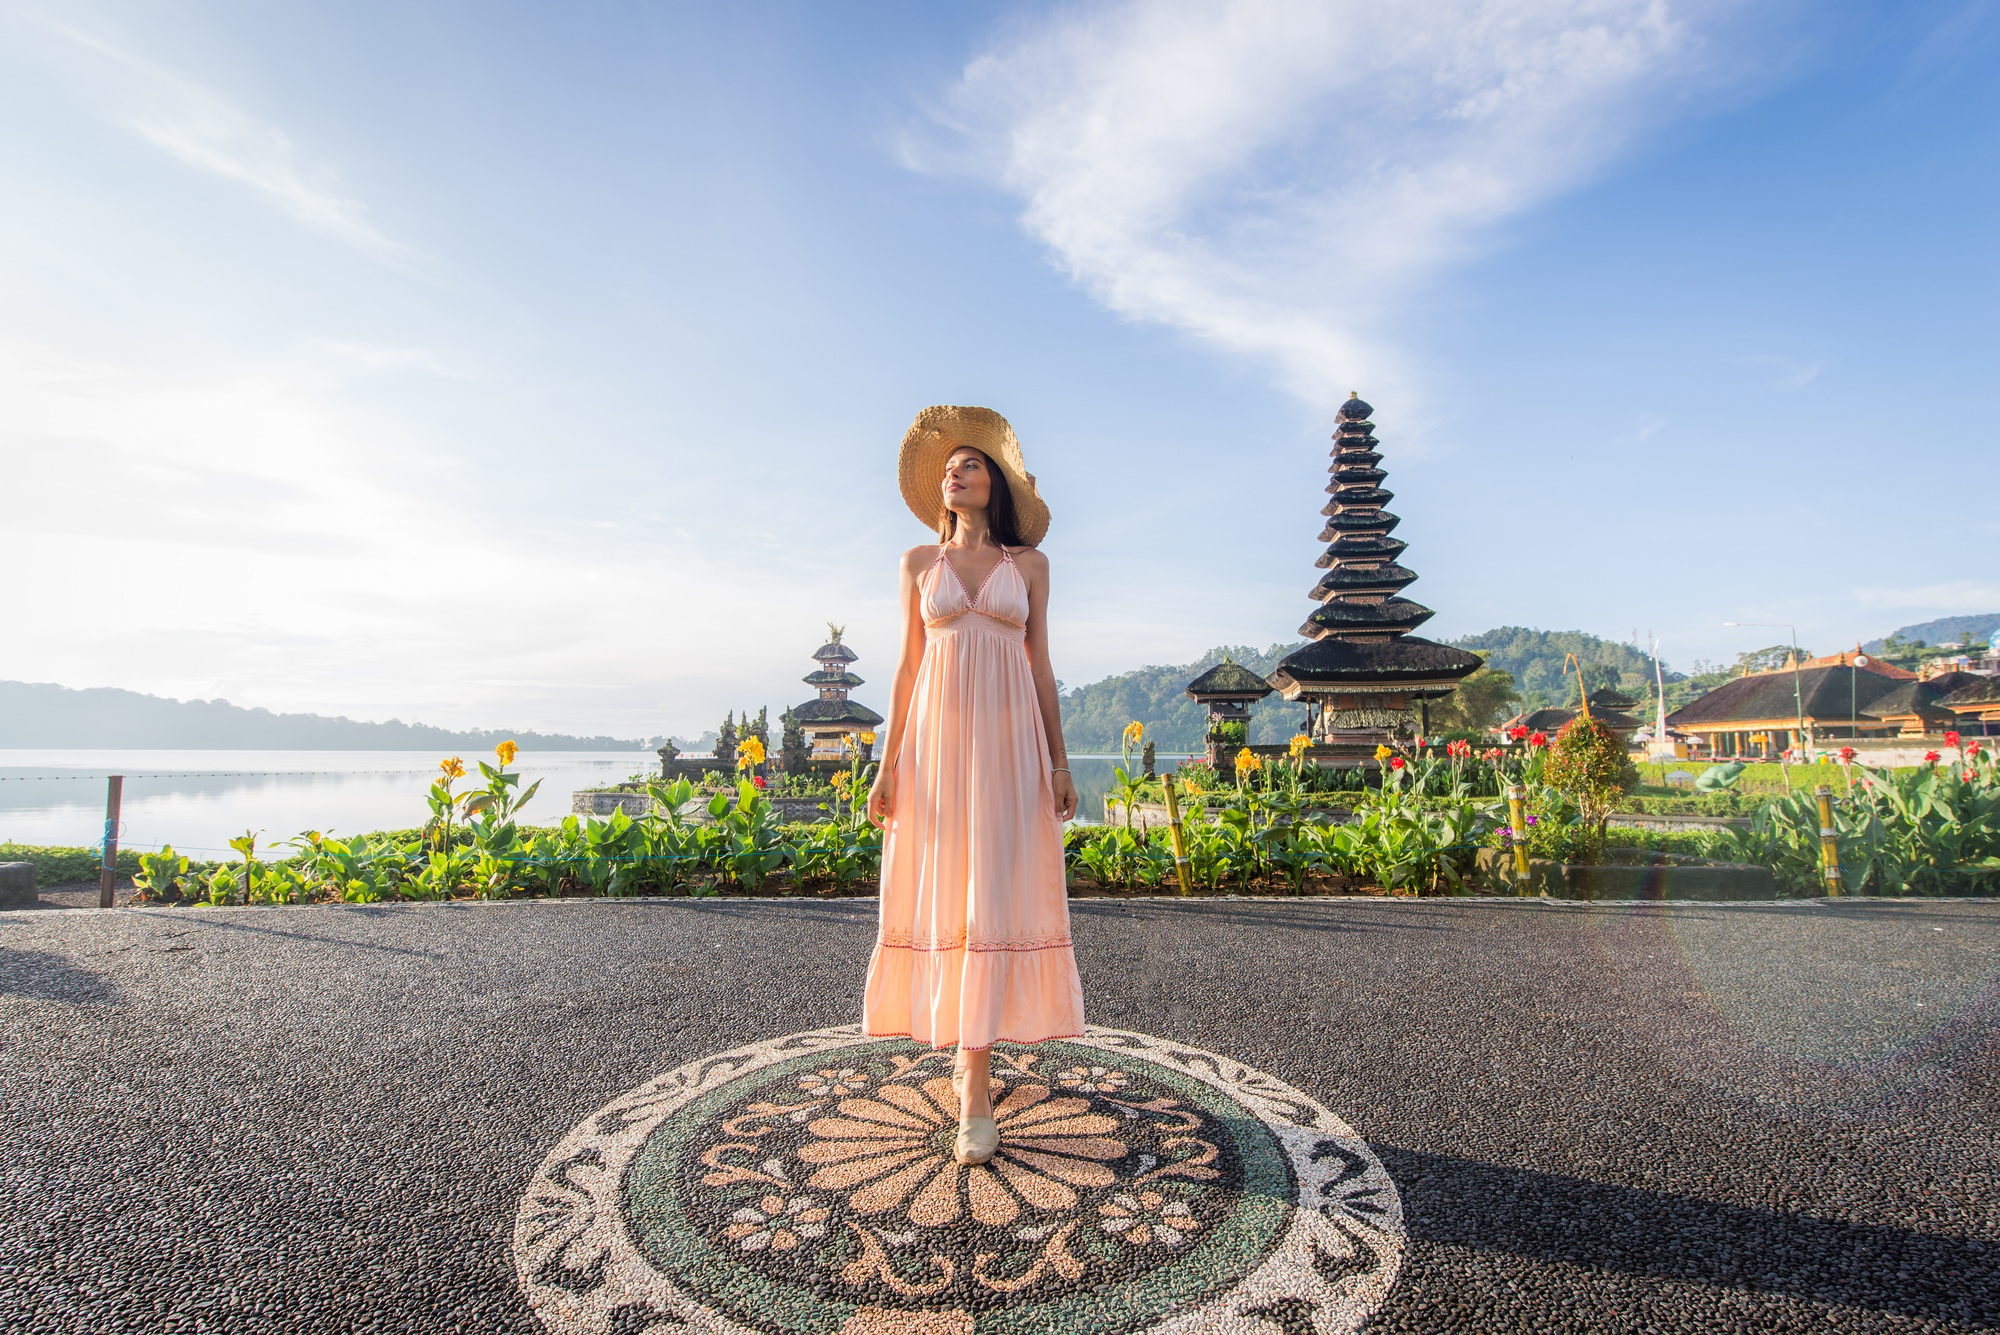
[874, 939, 1074, 954]
[859, 1028, 1087, 1053]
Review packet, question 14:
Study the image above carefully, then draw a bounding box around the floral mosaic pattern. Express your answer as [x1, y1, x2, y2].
[515, 1026, 1403, 1335]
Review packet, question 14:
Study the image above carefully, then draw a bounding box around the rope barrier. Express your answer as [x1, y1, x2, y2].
[0, 770, 448, 781]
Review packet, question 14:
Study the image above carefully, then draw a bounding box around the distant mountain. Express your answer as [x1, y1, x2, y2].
[0, 681, 649, 750]
[1864, 614, 1999, 653]
[1446, 628, 1681, 713]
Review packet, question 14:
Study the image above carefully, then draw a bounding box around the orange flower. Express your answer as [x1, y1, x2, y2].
[439, 756, 465, 780]
[495, 740, 518, 767]
[796, 1076, 1125, 1228]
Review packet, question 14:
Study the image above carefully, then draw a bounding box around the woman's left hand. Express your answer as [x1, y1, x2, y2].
[1051, 768, 1078, 822]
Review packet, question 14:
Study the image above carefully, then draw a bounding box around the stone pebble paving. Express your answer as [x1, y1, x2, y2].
[0, 893, 1996, 1333]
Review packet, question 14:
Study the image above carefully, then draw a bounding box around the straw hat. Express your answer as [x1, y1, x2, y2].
[897, 405, 1051, 546]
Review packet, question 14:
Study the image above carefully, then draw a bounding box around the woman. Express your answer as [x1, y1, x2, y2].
[864, 405, 1085, 1167]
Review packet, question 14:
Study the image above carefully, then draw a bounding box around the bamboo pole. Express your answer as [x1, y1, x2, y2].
[1162, 774, 1190, 895]
[1506, 783, 1529, 892]
[1815, 784, 1841, 896]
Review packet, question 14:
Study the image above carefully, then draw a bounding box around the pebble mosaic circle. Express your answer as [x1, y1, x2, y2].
[514, 1026, 1402, 1335]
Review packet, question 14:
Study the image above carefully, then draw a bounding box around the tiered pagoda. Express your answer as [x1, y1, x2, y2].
[792, 626, 883, 760]
[1268, 394, 1481, 765]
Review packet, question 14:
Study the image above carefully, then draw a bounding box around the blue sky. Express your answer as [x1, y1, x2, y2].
[1, 1, 1994, 738]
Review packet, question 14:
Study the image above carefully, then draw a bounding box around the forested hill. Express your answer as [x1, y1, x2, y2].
[1864, 613, 2000, 653]
[1447, 628, 1679, 712]
[1058, 627, 1698, 750]
[1058, 643, 1309, 752]
[0, 681, 649, 750]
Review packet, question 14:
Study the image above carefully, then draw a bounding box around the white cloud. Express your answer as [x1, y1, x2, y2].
[8, 10, 415, 264]
[911, 0, 1771, 409]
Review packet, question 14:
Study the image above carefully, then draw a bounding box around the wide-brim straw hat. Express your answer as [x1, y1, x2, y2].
[898, 405, 1051, 547]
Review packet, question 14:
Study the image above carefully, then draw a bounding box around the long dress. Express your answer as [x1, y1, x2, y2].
[862, 545, 1086, 1051]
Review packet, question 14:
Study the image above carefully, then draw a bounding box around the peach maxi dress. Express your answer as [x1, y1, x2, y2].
[862, 546, 1085, 1051]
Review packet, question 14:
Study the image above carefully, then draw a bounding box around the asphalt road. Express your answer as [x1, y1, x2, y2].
[2, 894, 1996, 1333]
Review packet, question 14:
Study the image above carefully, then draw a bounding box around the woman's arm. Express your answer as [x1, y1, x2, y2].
[1015, 548, 1077, 821]
[867, 547, 934, 827]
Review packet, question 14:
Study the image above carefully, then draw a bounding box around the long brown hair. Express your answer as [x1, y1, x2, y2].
[938, 447, 1023, 547]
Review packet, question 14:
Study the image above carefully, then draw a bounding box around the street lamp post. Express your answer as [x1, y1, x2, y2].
[1725, 621, 1808, 759]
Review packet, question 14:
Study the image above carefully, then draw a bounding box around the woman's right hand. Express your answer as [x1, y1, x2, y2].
[867, 767, 896, 828]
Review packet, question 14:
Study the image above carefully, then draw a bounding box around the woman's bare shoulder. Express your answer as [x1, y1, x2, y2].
[1011, 546, 1050, 574]
[899, 544, 942, 575]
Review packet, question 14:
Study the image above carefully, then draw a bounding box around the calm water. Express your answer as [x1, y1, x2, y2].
[0, 750, 658, 857]
[0, 750, 1196, 854]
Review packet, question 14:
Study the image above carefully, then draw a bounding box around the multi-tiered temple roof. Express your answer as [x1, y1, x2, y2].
[791, 626, 882, 757]
[1269, 395, 1479, 755]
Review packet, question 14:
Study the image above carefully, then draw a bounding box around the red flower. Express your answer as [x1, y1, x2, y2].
[1945, 730, 1961, 748]
[752, 775, 768, 789]
[1971, 740, 1985, 757]
[1925, 750, 1942, 764]
[1529, 731, 1549, 748]
[1967, 770, 1979, 783]
[1508, 726, 1529, 741]
[1484, 747, 1502, 762]
[1838, 746, 1856, 762]
[1389, 756, 1406, 770]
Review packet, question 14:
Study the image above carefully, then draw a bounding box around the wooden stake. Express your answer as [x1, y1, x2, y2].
[98, 775, 123, 909]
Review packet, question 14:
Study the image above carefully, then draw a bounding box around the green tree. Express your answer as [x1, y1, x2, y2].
[1427, 653, 1517, 732]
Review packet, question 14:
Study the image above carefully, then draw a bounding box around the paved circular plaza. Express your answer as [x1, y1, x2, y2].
[2, 894, 1997, 1333]
[517, 1026, 1399, 1334]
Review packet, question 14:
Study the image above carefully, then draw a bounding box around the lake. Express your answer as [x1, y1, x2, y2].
[0, 749, 1193, 856]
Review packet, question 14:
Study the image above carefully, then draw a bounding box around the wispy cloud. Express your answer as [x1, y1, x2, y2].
[10, 10, 415, 264]
[909, 0, 1780, 409]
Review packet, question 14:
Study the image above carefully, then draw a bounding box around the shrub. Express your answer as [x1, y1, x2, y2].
[1541, 716, 1639, 861]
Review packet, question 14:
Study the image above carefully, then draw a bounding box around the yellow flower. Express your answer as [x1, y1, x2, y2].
[1288, 733, 1311, 760]
[859, 731, 877, 745]
[830, 771, 852, 795]
[1123, 720, 1144, 747]
[1183, 779, 1203, 797]
[439, 756, 465, 780]
[1374, 745, 1393, 762]
[737, 736, 767, 769]
[494, 740, 518, 767]
[1234, 749, 1262, 775]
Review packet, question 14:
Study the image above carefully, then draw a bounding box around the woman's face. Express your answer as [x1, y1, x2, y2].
[941, 447, 992, 515]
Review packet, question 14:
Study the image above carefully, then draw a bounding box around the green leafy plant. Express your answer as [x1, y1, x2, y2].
[132, 847, 191, 903]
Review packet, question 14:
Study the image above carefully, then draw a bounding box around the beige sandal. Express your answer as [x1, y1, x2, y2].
[954, 1114, 999, 1165]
